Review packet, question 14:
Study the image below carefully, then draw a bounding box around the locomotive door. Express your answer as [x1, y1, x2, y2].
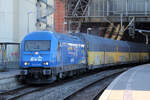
[57, 42, 61, 64]
[116, 45, 119, 64]
[104, 48, 105, 65]
[59, 42, 64, 69]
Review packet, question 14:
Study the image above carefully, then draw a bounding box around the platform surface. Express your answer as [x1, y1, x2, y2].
[0, 69, 20, 80]
[99, 64, 150, 100]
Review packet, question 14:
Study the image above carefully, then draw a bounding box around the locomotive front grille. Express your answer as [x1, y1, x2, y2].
[26, 68, 52, 76]
[28, 68, 43, 74]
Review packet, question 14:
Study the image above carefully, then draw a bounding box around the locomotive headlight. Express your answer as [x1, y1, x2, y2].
[43, 62, 49, 65]
[24, 62, 28, 65]
[45, 62, 49, 65]
[24, 62, 29, 66]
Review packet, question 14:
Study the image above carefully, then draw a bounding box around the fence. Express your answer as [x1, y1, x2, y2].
[0, 43, 20, 71]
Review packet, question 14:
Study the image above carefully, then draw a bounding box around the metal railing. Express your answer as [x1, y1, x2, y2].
[66, 0, 150, 17]
[0, 43, 20, 71]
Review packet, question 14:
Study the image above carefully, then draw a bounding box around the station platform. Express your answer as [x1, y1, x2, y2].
[0, 69, 20, 91]
[99, 64, 150, 100]
[0, 69, 20, 80]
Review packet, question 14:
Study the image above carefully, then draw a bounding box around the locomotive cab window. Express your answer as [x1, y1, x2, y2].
[25, 40, 51, 51]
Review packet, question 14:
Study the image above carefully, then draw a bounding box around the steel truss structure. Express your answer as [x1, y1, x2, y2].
[65, 0, 91, 32]
[65, 0, 150, 33]
[66, 0, 91, 17]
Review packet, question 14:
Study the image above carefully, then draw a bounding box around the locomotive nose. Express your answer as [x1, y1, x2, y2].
[33, 74, 39, 79]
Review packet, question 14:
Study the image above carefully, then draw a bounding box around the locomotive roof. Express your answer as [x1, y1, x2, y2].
[22, 31, 84, 44]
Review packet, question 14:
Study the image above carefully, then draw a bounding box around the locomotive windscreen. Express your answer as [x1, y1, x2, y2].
[24, 40, 50, 51]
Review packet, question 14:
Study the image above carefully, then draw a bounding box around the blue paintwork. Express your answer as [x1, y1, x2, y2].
[20, 31, 86, 68]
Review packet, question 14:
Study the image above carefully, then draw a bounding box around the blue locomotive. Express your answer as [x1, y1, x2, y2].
[19, 31, 150, 83]
[20, 31, 86, 83]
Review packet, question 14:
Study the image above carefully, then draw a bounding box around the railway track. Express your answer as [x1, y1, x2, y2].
[0, 67, 128, 100]
[0, 79, 70, 100]
[17, 68, 127, 100]
[0, 85, 45, 100]
[64, 73, 120, 100]
[64, 70, 124, 100]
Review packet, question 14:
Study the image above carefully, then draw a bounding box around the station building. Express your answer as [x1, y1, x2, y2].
[0, 0, 54, 69]
[0, 0, 54, 42]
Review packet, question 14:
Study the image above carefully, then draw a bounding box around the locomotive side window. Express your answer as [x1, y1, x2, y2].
[25, 40, 50, 51]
